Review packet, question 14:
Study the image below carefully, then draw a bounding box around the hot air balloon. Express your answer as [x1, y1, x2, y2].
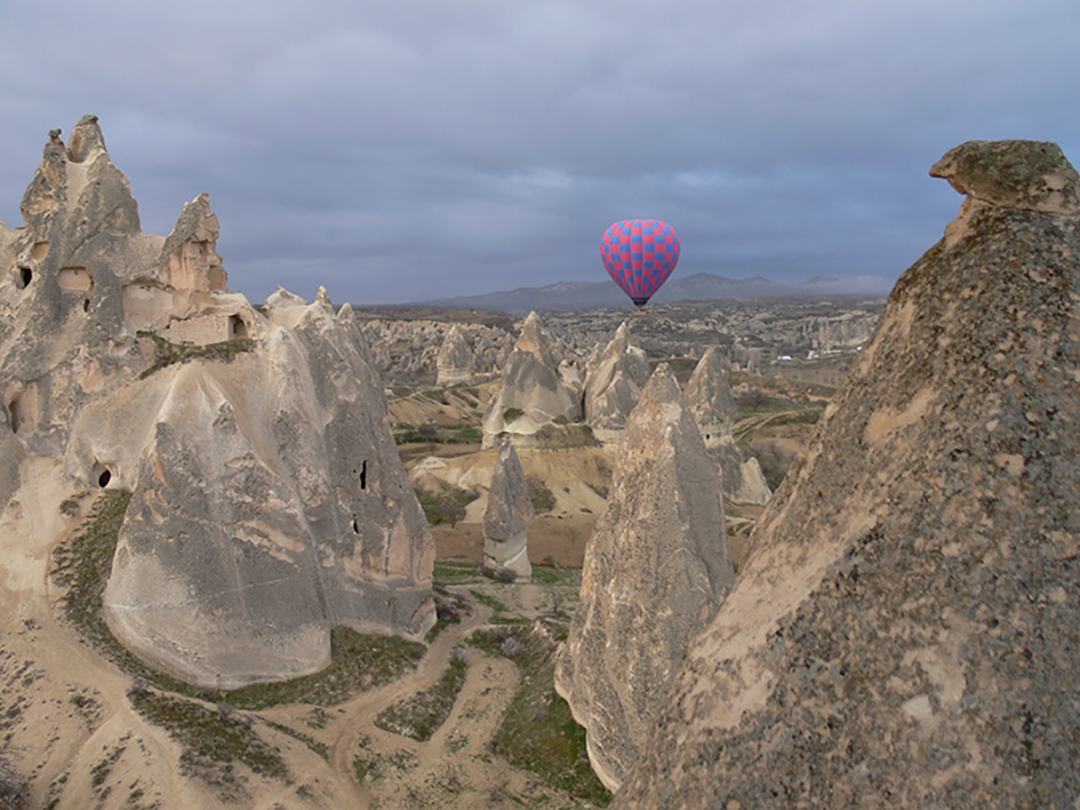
[600, 219, 680, 309]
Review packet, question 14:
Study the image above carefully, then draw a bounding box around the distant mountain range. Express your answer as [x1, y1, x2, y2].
[416, 272, 892, 313]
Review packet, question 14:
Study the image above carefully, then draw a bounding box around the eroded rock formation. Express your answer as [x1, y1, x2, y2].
[481, 311, 582, 447]
[684, 346, 771, 505]
[614, 140, 1080, 808]
[0, 117, 434, 688]
[435, 323, 475, 386]
[582, 321, 651, 447]
[555, 364, 734, 791]
[482, 439, 534, 580]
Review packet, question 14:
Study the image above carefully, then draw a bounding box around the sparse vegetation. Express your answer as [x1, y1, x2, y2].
[433, 561, 483, 585]
[413, 484, 479, 527]
[468, 625, 612, 805]
[374, 653, 469, 741]
[224, 627, 426, 709]
[503, 407, 525, 423]
[129, 690, 289, 784]
[137, 331, 254, 380]
[469, 590, 508, 612]
[263, 719, 329, 760]
[526, 475, 557, 514]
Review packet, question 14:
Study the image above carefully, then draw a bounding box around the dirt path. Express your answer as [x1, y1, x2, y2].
[321, 601, 494, 808]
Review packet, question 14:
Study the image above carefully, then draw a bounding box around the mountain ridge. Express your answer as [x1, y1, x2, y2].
[414, 271, 892, 313]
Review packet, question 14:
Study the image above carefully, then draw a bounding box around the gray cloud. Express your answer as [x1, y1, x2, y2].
[1, 0, 1077, 304]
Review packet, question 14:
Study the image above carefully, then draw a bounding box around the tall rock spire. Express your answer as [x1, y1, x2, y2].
[482, 438, 535, 580]
[615, 140, 1080, 808]
[555, 363, 734, 791]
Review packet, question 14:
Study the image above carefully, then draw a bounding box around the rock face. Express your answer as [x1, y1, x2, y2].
[0, 117, 434, 688]
[555, 364, 735, 791]
[684, 347, 771, 504]
[481, 311, 582, 447]
[435, 323, 475, 386]
[482, 439, 534, 580]
[684, 346, 737, 437]
[614, 141, 1080, 808]
[582, 322, 651, 446]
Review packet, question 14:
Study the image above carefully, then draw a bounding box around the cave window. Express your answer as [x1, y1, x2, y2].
[359, 460, 368, 491]
[17, 267, 32, 289]
[351, 515, 360, 534]
[92, 462, 113, 488]
[228, 315, 249, 339]
[7, 397, 20, 433]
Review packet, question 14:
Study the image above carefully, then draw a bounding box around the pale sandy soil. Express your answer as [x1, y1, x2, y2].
[0, 488, 595, 810]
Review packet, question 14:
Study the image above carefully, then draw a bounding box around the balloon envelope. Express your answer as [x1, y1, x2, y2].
[600, 219, 680, 307]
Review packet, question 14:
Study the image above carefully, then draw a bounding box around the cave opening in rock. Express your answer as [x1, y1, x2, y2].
[92, 461, 112, 488]
[351, 515, 360, 534]
[17, 266, 32, 289]
[229, 315, 249, 339]
[359, 460, 367, 491]
[6, 398, 20, 433]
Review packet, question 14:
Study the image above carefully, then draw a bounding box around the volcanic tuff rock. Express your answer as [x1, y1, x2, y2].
[684, 346, 737, 438]
[582, 322, 651, 446]
[360, 318, 511, 384]
[0, 117, 434, 688]
[481, 311, 582, 447]
[554, 364, 735, 791]
[435, 323, 475, 386]
[684, 347, 771, 505]
[482, 439, 534, 580]
[614, 140, 1080, 808]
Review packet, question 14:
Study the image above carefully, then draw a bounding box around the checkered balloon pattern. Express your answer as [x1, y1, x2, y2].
[600, 219, 680, 307]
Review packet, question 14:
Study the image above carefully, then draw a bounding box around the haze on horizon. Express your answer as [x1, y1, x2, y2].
[1, 0, 1077, 306]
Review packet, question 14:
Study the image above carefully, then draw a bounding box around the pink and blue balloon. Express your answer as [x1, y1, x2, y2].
[600, 219, 680, 308]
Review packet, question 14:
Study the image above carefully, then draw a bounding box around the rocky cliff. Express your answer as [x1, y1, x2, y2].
[614, 140, 1080, 807]
[0, 117, 434, 688]
[555, 364, 734, 791]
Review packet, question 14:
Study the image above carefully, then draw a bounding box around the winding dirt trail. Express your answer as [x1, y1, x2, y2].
[323, 601, 494, 808]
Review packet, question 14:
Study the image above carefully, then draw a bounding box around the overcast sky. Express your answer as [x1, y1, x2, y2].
[1, 1, 1077, 305]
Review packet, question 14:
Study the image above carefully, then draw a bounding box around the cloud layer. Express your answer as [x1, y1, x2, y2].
[2, 0, 1077, 304]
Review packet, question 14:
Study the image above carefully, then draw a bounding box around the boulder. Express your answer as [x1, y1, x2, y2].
[582, 322, 652, 447]
[482, 439, 534, 580]
[481, 312, 581, 447]
[555, 364, 734, 791]
[614, 141, 1080, 808]
[436, 323, 474, 386]
[0, 118, 435, 688]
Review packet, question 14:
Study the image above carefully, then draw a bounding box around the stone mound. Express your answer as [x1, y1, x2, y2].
[614, 140, 1080, 808]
